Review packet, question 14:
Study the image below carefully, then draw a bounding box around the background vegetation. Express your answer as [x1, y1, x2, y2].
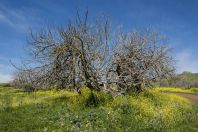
[159, 72, 198, 88]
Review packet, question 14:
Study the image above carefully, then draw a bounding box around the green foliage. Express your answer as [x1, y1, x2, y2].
[0, 86, 197, 131]
[159, 72, 198, 88]
[179, 72, 198, 82]
[191, 88, 198, 93]
[0, 83, 10, 87]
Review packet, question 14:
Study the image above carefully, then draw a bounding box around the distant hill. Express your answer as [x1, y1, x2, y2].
[159, 72, 198, 88]
[178, 71, 198, 83]
[0, 83, 10, 87]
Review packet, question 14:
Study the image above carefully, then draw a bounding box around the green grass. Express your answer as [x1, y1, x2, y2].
[180, 104, 198, 132]
[0, 86, 197, 131]
[157, 87, 198, 94]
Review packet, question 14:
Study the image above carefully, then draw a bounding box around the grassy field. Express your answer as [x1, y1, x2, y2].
[0, 86, 197, 132]
[157, 87, 198, 94]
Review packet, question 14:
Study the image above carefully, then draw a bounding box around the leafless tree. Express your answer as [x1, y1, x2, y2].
[11, 69, 38, 91]
[17, 10, 112, 92]
[109, 30, 175, 93]
[11, 11, 175, 94]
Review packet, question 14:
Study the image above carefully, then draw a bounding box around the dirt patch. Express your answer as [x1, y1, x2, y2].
[166, 92, 198, 103]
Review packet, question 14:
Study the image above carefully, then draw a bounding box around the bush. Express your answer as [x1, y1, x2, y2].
[191, 88, 198, 93]
[0, 83, 10, 87]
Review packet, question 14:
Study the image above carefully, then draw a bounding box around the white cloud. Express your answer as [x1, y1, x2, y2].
[0, 57, 16, 83]
[0, 5, 43, 32]
[0, 12, 14, 26]
[0, 73, 12, 83]
[0, 64, 13, 83]
[176, 50, 198, 73]
[0, 9, 27, 31]
[0, 13, 5, 20]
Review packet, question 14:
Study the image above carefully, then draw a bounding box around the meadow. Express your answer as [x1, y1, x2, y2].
[157, 87, 198, 94]
[0, 85, 197, 132]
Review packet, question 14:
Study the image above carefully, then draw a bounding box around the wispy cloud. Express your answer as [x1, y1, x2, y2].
[0, 5, 42, 32]
[0, 13, 5, 20]
[0, 11, 15, 27]
[0, 73, 12, 83]
[176, 50, 198, 73]
[0, 9, 26, 30]
[0, 55, 20, 83]
[0, 64, 13, 83]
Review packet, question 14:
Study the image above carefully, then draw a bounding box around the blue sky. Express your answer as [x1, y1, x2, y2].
[0, 0, 198, 82]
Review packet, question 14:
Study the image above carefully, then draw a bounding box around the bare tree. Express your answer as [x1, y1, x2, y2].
[11, 11, 175, 94]
[20, 10, 112, 92]
[11, 69, 38, 91]
[109, 30, 175, 93]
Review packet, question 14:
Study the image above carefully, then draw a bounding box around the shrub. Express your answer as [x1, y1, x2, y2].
[0, 83, 10, 87]
[191, 88, 198, 93]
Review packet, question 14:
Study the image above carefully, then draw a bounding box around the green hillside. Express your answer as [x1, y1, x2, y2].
[178, 72, 198, 82]
[159, 72, 198, 88]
